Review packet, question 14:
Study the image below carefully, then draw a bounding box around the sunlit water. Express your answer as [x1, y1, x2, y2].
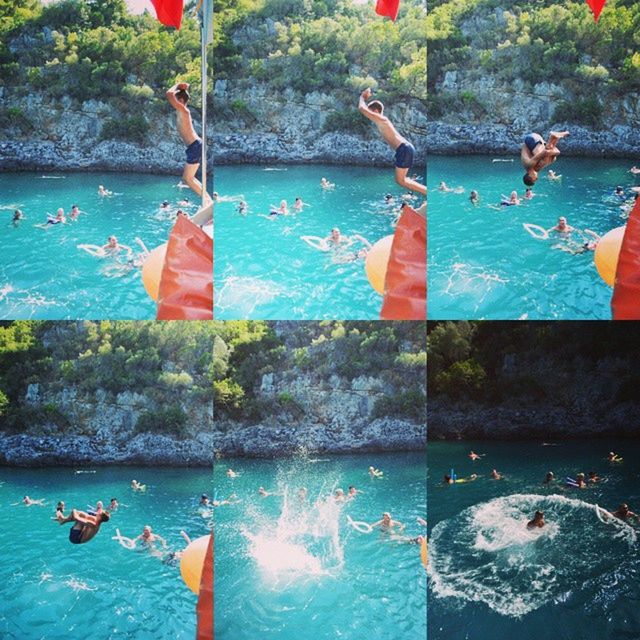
[0, 466, 212, 638]
[214, 452, 426, 639]
[428, 440, 640, 639]
[428, 156, 639, 319]
[214, 165, 424, 319]
[0, 172, 207, 319]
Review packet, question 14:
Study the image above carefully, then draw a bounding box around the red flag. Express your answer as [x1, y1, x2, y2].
[150, 0, 184, 29]
[375, 0, 400, 22]
[586, 0, 607, 21]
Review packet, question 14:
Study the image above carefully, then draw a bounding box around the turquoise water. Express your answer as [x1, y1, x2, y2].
[214, 451, 427, 639]
[214, 165, 424, 319]
[428, 440, 640, 639]
[428, 156, 639, 319]
[0, 466, 212, 638]
[0, 172, 204, 319]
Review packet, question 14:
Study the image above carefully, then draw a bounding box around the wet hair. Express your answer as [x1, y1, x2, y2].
[176, 89, 190, 104]
[523, 173, 535, 186]
[110, 497, 117, 502]
[368, 100, 384, 114]
[535, 510, 544, 518]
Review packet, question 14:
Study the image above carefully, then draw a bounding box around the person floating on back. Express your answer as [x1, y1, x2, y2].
[166, 82, 205, 199]
[521, 131, 569, 186]
[358, 88, 426, 197]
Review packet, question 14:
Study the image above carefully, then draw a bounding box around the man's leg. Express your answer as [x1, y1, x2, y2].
[183, 163, 203, 198]
[395, 167, 426, 196]
[546, 130, 569, 150]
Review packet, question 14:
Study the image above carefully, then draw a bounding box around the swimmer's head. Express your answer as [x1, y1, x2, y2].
[176, 89, 190, 104]
[523, 171, 537, 186]
[110, 497, 117, 503]
[107, 235, 117, 247]
[143, 525, 152, 535]
[331, 227, 340, 239]
[382, 512, 391, 523]
[558, 217, 567, 227]
[534, 510, 544, 519]
[368, 100, 384, 114]
[280, 200, 287, 208]
[100, 512, 110, 522]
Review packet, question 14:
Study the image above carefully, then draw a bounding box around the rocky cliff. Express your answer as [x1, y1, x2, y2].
[0, 87, 427, 172]
[213, 370, 426, 458]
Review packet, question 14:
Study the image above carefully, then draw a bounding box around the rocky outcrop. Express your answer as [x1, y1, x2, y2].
[0, 87, 427, 171]
[428, 399, 640, 440]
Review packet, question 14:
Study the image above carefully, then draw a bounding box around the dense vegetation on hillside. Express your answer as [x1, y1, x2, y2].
[428, 321, 640, 405]
[427, 0, 640, 125]
[0, 321, 426, 435]
[0, 0, 425, 141]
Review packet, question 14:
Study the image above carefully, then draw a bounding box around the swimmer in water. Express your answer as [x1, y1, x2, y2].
[176, 209, 188, 219]
[523, 187, 534, 200]
[521, 131, 569, 186]
[108, 497, 119, 511]
[320, 177, 335, 190]
[55, 501, 66, 517]
[607, 451, 623, 462]
[298, 487, 308, 501]
[160, 200, 171, 210]
[614, 186, 626, 200]
[212, 493, 240, 507]
[324, 227, 352, 247]
[490, 469, 503, 480]
[293, 197, 309, 212]
[543, 471, 555, 484]
[334, 488, 347, 502]
[468, 451, 484, 461]
[42, 208, 66, 226]
[268, 200, 288, 217]
[134, 525, 168, 554]
[438, 182, 463, 194]
[549, 216, 573, 234]
[178, 197, 190, 207]
[500, 191, 521, 206]
[611, 503, 640, 523]
[22, 495, 46, 506]
[347, 486, 363, 498]
[258, 487, 271, 497]
[226, 468, 238, 478]
[12, 209, 24, 225]
[57, 508, 110, 544]
[237, 200, 248, 215]
[588, 471, 600, 484]
[98, 185, 112, 197]
[102, 235, 133, 256]
[547, 169, 562, 181]
[131, 479, 146, 492]
[527, 510, 545, 529]
[358, 88, 426, 196]
[575, 473, 587, 489]
[370, 512, 405, 533]
[368, 466, 384, 478]
[69, 204, 81, 220]
[469, 190, 479, 205]
[199, 494, 211, 506]
[384, 193, 395, 205]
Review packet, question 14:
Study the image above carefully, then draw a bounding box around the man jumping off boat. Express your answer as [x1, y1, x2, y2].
[521, 131, 569, 186]
[358, 88, 426, 196]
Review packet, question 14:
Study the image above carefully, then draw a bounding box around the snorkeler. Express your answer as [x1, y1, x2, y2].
[611, 503, 640, 523]
[57, 508, 110, 544]
[527, 510, 545, 529]
[258, 487, 271, 497]
[358, 88, 426, 196]
[368, 466, 384, 478]
[370, 512, 405, 533]
[166, 82, 206, 199]
[521, 131, 569, 186]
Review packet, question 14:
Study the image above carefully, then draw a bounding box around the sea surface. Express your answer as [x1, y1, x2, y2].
[428, 440, 640, 639]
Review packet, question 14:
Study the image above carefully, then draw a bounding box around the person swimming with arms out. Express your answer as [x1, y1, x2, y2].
[37, 208, 66, 228]
[549, 216, 574, 234]
[320, 177, 335, 190]
[134, 525, 168, 556]
[226, 468, 238, 478]
[22, 495, 46, 506]
[527, 510, 545, 529]
[98, 185, 112, 197]
[347, 486, 363, 499]
[608, 451, 623, 463]
[131, 479, 146, 492]
[293, 197, 310, 212]
[57, 508, 110, 544]
[166, 82, 210, 201]
[611, 503, 640, 523]
[370, 512, 405, 533]
[468, 451, 485, 461]
[521, 130, 569, 186]
[358, 88, 426, 196]
[212, 493, 240, 507]
[490, 469, 503, 480]
[368, 466, 384, 478]
[101, 236, 133, 259]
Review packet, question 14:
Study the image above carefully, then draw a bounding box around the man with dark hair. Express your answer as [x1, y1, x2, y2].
[521, 130, 569, 186]
[56, 508, 110, 544]
[166, 81, 204, 199]
[358, 88, 426, 197]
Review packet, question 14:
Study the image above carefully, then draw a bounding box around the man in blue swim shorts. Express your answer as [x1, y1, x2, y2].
[167, 82, 205, 199]
[56, 507, 110, 544]
[358, 88, 426, 197]
[521, 130, 569, 186]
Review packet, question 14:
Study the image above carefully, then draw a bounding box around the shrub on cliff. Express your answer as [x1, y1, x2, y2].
[135, 405, 188, 437]
[372, 388, 426, 421]
[99, 115, 149, 144]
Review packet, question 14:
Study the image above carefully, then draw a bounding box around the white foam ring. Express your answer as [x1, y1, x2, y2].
[428, 494, 637, 618]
